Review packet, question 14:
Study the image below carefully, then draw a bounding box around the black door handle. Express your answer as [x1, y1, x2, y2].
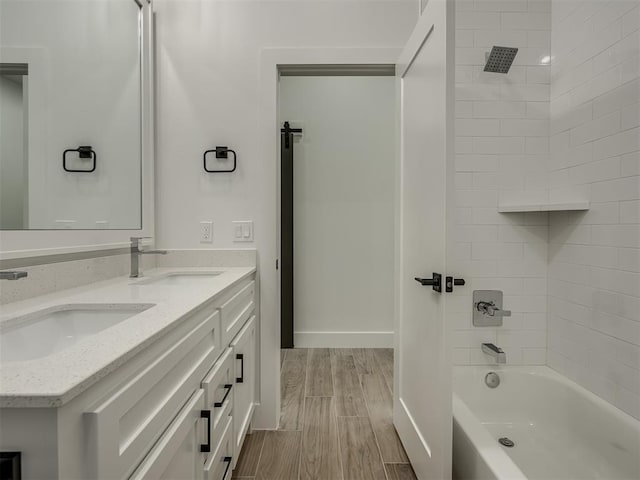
[445, 276, 466, 293]
[236, 354, 244, 383]
[414, 273, 442, 292]
[214, 384, 233, 408]
[200, 410, 211, 452]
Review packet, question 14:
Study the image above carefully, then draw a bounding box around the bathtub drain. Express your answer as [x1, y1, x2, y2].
[485, 371, 500, 388]
[499, 437, 515, 448]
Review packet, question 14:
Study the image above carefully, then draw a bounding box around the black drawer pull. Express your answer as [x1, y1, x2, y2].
[214, 384, 233, 408]
[236, 354, 244, 383]
[222, 456, 233, 479]
[200, 410, 211, 452]
[222, 457, 233, 480]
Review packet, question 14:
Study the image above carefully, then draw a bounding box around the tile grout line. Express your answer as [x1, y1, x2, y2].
[373, 350, 394, 397]
[297, 349, 309, 480]
[250, 430, 267, 480]
[281, 349, 287, 373]
[329, 351, 345, 480]
[304, 349, 311, 397]
[358, 371, 391, 480]
[332, 397, 346, 480]
[297, 394, 306, 480]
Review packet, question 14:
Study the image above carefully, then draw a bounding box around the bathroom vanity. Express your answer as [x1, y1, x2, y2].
[0, 267, 258, 480]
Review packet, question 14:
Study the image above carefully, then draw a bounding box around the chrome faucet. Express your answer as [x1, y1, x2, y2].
[482, 343, 506, 364]
[476, 300, 511, 317]
[0, 271, 28, 280]
[130, 237, 167, 278]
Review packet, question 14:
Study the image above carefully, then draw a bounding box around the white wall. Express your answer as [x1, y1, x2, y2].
[547, 0, 640, 420]
[279, 76, 396, 347]
[0, 75, 26, 229]
[452, 0, 551, 365]
[153, 0, 417, 429]
[0, 0, 141, 229]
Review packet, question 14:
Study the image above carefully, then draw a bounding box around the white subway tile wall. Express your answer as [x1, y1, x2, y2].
[548, 0, 640, 420]
[453, 0, 551, 367]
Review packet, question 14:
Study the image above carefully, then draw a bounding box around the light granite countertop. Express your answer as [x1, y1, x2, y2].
[0, 267, 255, 408]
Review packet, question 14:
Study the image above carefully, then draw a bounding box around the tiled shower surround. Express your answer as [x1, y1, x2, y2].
[453, 0, 552, 366]
[454, 0, 639, 420]
[547, 0, 640, 419]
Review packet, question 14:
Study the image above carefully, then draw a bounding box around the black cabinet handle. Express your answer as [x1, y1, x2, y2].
[445, 276, 466, 293]
[222, 456, 233, 479]
[200, 410, 211, 452]
[214, 384, 233, 408]
[236, 354, 244, 383]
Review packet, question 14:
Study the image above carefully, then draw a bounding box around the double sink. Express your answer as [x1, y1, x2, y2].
[0, 272, 222, 363]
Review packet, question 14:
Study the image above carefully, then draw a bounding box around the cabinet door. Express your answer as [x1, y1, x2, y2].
[201, 347, 234, 467]
[230, 315, 256, 465]
[129, 389, 206, 480]
[203, 415, 233, 480]
[220, 281, 255, 346]
[85, 309, 220, 479]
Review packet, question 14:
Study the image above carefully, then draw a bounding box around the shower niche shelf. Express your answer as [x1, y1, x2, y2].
[498, 201, 590, 213]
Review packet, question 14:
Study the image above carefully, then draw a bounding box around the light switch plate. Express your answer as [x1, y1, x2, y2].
[232, 221, 253, 242]
[473, 290, 504, 327]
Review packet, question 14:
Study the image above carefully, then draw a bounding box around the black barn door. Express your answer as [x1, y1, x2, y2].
[280, 122, 302, 348]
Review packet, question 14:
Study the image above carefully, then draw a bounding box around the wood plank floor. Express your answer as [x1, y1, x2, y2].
[232, 348, 417, 480]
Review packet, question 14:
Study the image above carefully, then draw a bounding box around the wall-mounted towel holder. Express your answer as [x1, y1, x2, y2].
[203, 146, 237, 173]
[63, 146, 96, 173]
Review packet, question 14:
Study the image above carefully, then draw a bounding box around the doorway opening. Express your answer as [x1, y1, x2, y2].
[278, 65, 396, 349]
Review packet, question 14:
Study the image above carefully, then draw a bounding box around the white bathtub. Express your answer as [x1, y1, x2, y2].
[452, 366, 640, 480]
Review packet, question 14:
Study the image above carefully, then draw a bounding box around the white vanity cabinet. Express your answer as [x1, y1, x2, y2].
[0, 272, 257, 480]
[230, 315, 257, 465]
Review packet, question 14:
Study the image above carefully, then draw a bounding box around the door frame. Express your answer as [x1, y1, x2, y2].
[258, 47, 400, 428]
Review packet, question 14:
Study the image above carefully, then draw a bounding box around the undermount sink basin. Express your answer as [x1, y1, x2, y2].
[0, 303, 155, 362]
[135, 272, 223, 286]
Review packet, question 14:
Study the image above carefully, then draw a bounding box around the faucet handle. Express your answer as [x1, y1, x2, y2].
[473, 290, 509, 326]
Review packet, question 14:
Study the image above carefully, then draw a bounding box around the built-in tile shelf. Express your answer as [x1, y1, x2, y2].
[498, 201, 590, 213]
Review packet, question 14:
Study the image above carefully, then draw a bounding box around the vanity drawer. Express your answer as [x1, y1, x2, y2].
[201, 347, 234, 449]
[203, 415, 234, 480]
[85, 308, 221, 480]
[220, 281, 255, 346]
[129, 389, 206, 480]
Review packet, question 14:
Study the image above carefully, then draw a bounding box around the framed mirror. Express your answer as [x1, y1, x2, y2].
[0, 0, 144, 231]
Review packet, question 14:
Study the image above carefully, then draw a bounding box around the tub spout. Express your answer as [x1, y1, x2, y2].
[482, 343, 506, 364]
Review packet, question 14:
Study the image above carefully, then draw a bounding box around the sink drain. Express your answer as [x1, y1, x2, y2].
[499, 437, 515, 448]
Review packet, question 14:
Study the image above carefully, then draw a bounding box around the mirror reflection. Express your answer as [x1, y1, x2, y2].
[0, 0, 142, 230]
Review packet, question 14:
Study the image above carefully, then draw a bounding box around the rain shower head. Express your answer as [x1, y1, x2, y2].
[484, 46, 518, 73]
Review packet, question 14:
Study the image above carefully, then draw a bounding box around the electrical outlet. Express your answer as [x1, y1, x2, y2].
[200, 221, 213, 243]
[232, 221, 253, 242]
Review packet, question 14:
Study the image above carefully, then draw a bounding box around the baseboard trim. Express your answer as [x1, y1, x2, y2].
[293, 331, 393, 348]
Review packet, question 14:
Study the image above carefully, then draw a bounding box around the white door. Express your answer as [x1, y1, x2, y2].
[394, 0, 455, 479]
